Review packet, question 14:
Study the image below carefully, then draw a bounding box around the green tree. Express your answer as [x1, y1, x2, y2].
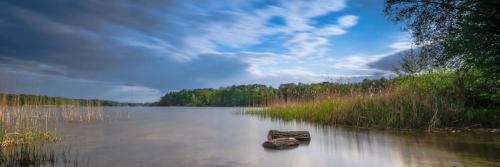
[385, 0, 500, 76]
[385, 0, 500, 105]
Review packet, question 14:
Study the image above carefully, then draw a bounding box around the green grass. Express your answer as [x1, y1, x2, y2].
[246, 71, 500, 130]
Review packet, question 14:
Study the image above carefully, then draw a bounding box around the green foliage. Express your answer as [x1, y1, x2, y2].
[395, 70, 458, 98]
[445, 0, 500, 76]
[157, 84, 278, 106]
[460, 69, 500, 106]
[384, 0, 500, 78]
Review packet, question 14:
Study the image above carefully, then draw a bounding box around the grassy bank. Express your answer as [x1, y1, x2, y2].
[246, 71, 500, 130]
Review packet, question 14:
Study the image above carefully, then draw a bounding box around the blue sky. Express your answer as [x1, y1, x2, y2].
[0, 0, 413, 102]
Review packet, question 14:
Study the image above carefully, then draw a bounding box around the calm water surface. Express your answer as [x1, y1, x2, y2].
[53, 107, 499, 167]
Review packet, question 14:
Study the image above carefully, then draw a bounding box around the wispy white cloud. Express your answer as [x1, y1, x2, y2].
[284, 32, 329, 58]
[337, 15, 359, 28]
[160, 0, 365, 83]
[171, 0, 353, 60]
[389, 33, 415, 51]
[333, 54, 388, 71]
[315, 15, 358, 36]
[390, 41, 413, 51]
[316, 25, 347, 36]
[282, 0, 346, 18]
[115, 1, 361, 83]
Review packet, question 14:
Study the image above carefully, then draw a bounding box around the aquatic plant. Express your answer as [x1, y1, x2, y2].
[247, 71, 500, 130]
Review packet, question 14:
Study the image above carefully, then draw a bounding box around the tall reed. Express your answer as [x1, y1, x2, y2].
[246, 71, 500, 130]
[0, 93, 108, 166]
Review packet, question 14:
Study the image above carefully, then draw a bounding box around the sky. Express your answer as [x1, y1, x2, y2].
[0, 0, 414, 102]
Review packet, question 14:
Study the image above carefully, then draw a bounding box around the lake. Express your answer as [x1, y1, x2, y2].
[51, 107, 499, 167]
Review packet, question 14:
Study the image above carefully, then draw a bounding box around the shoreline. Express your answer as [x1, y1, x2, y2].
[245, 112, 500, 134]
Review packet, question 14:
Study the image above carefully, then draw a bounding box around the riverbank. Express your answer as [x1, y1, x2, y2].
[246, 71, 500, 131]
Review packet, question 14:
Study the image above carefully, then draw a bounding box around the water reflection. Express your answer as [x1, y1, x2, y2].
[20, 107, 500, 166]
[266, 118, 500, 167]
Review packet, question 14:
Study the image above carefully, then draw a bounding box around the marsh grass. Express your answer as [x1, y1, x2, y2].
[0, 93, 110, 166]
[0, 104, 105, 147]
[246, 71, 500, 130]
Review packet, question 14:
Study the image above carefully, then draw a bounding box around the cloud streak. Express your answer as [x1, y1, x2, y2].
[0, 0, 409, 102]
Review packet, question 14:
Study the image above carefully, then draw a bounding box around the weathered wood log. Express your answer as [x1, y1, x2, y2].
[262, 137, 299, 149]
[267, 130, 311, 141]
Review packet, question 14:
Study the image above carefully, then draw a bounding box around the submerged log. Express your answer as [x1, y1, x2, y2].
[267, 130, 311, 141]
[262, 137, 299, 149]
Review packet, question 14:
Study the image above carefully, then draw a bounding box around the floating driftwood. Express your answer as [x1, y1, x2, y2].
[267, 130, 311, 141]
[263, 130, 311, 149]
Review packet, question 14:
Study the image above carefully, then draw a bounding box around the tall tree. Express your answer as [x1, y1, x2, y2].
[385, 0, 500, 76]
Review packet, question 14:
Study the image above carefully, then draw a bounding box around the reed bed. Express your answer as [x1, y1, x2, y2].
[246, 71, 500, 130]
[0, 105, 105, 147]
[0, 93, 115, 166]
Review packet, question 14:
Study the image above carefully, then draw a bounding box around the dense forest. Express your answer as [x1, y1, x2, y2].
[155, 78, 390, 106]
[0, 93, 146, 106]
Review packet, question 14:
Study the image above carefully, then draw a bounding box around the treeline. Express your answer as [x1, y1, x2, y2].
[0, 93, 146, 106]
[155, 78, 390, 106]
